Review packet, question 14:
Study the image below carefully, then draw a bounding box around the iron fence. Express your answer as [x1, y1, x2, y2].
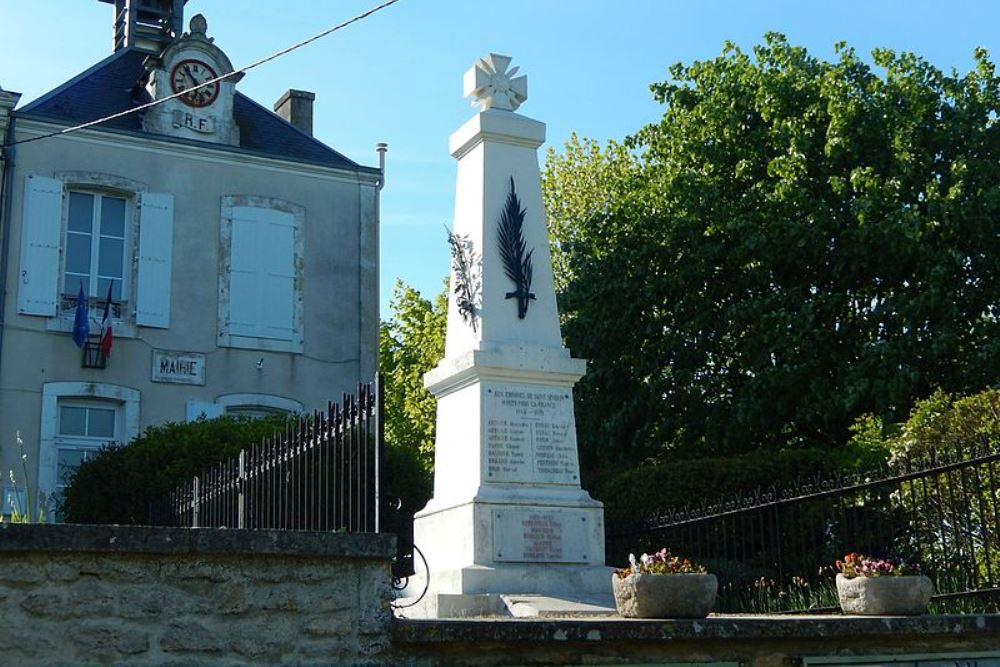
[162, 380, 385, 533]
[607, 438, 1000, 613]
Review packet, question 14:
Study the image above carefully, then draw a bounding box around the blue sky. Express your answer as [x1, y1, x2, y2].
[2, 1, 999, 317]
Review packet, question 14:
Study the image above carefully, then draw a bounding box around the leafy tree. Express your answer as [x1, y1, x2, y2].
[379, 280, 446, 512]
[546, 34, 1000, 474]
[542, 134, 641, 292]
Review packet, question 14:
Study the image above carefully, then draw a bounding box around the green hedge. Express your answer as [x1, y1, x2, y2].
[594, 444, 888, 526]
[62, 415, 291, 525]
[61, 413, 431, 528]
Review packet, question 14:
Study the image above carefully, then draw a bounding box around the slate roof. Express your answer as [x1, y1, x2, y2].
[17, 48, 363, 171]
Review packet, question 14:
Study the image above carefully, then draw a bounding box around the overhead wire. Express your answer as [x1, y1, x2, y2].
[1, 0, 403, 150]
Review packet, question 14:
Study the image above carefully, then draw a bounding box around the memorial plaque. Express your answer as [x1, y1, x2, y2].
[492, 509, 592, 563]
[483, 382, 580, 485]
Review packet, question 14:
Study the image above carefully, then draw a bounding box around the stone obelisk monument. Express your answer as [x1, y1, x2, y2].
[405, 54, 611, 618]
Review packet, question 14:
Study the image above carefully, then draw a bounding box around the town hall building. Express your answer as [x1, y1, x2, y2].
[0, 0, 382, 517]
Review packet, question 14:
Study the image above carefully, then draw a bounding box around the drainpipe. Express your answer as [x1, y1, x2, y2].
[372, 142, 387, 380]
[0, 89, 22, 379]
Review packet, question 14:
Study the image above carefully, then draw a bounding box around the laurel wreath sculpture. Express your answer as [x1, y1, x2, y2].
[497, 177, 535, 319]
[447, 229, 480, 331]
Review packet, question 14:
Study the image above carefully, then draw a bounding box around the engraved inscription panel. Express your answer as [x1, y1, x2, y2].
[484, 382, 580, 485]
[492, 509, 591, 563]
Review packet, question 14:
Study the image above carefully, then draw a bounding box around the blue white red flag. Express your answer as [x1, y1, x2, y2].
[99, 282, 114, 358]
[71, 282, 89, 348]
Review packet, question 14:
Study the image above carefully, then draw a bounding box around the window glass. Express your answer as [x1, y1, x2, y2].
[67, 193, 93, 233]
[59, 406, 87, 436]
[98, 237, 124, 277]
[57, 449, 88, 486]
[97, 277, 122, 301]
[87, 408, 115, 438]
[59, 405, 116, 438]
[64, 233, 92, 288]
[100, 197, 126, 237]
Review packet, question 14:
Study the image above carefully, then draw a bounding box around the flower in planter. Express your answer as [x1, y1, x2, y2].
[615, 547, 707, 579]
[835, 552, 920, 578]
[834, 552, 932, 615]
[612, 547, 716, 618]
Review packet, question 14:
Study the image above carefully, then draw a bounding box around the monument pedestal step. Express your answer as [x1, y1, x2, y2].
[501, 594, 616, 618]
[397, 563, 614, 618]
[395, 592, 617, 619]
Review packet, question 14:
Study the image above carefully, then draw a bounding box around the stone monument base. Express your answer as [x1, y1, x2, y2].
[399, 496, 613, 618]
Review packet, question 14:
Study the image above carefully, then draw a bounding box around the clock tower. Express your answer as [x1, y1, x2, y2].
[142, 14, 243, 146]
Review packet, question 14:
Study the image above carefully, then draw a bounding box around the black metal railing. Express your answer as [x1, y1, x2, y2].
[162, 380, 385, 533]
[607, 438, 1000, 613]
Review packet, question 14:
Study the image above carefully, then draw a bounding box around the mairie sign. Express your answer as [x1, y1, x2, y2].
[151, 349, 206, 385]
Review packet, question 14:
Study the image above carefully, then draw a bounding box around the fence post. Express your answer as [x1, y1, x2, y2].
[374, 374, 385, 534]
[238, 449, 247, 530]
[192, 476, 200, 528]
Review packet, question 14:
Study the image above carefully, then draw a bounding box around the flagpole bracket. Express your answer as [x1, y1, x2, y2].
[82, 335, 108, 369]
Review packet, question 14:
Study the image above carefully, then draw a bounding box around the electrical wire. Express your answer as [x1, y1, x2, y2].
[1, 0, 403, 150]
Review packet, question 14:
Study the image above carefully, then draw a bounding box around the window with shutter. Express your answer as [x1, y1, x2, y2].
[219, 198, 304, 353]
[19, 172, 174, 337]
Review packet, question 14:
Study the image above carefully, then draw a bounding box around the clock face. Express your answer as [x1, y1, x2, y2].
[170, 59, 220, 108]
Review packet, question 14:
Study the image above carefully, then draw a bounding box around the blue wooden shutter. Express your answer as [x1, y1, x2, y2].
[228, 207, 295, 341]
[135, 192, 174, 328]
[17, 175, 63, 316]
[259, 209, 296, 340]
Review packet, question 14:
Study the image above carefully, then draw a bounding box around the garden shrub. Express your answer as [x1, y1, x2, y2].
[61, 415, 292, 525]
[61, 412, 432, 528]
[595, 443, 888, 527]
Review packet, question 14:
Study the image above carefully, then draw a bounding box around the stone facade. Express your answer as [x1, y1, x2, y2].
[0, 5, 381, 520]
[0, 524, 393, 665]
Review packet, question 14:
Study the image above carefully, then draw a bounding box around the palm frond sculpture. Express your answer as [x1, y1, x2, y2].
[497, 177, 535, 319]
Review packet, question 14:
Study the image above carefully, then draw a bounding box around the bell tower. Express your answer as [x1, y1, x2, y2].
[98, 0, 186, 53]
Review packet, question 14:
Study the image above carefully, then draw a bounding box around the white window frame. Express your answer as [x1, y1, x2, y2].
[62, 190, 132, 304]
[218, 195, 304, 354]
[44, 172, 147, 339]
[218, 393, 303, 415]
[38, 382, 140, 521]
[185, 393, 303, 422]
[53, 399, 121, 499]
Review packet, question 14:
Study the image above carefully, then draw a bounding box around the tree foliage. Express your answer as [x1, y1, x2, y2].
[379, 280, 446, 512]
[547, 34, 1000, 473]
[851, 387, 1000, 461]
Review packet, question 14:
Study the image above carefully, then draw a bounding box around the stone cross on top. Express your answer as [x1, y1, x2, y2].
[464, 53, 527, 112]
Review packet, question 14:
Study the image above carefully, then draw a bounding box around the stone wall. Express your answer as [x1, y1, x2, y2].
[0, 524, 394, 665]
[2, 523, 999, 666]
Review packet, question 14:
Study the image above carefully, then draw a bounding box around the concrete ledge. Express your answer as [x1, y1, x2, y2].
[393, 613, 1000, 642]
[0, 523, 395, 559]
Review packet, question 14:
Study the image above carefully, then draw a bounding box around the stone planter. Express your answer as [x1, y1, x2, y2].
[612, 573, 717, 618]
[836, 573, 933, 615]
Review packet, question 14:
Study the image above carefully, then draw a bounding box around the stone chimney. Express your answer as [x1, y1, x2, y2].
[274, 90, 315, 137]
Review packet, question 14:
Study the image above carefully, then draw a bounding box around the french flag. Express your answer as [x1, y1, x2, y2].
[99, 282, 114, 358]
